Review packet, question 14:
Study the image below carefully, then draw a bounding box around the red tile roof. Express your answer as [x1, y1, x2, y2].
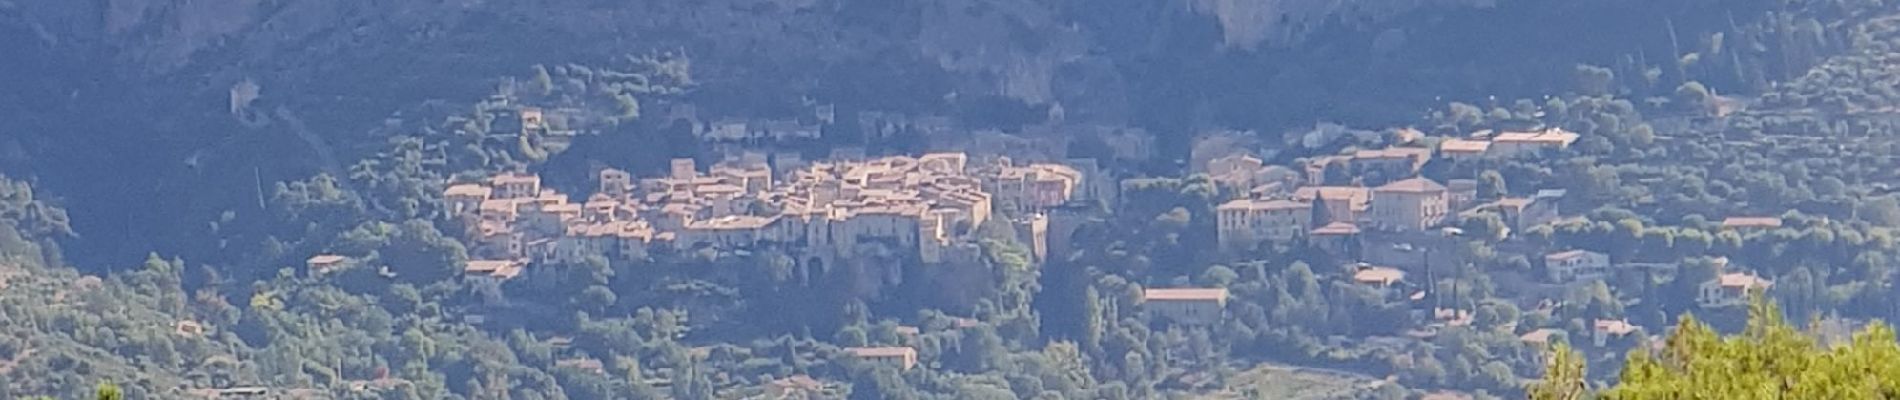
[1439, 139, 1492, 154]
[1721, 217, 1783, 229]
[1143, 288, 1229, 302]
[1375, 178, 1447, 193]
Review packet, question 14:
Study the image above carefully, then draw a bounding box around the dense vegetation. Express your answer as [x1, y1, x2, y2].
[1534, 299, 1900, 399]
[6, 0, 1900, 398]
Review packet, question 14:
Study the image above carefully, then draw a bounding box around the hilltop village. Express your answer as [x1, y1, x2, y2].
[437, 152, 1092, 291]
[337, 102, 1788, 356]
[24, 0, 1900, 397]
[225, 44, 1900, 399]
[250, 85, 1848, 400]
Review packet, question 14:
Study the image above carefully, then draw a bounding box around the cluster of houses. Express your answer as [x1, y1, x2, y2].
[418, 151, 1100, 285]
[1210, 159, 1561, 254]
[1162, 125, 1784, 351]
[282, 107, 1801, 380]
[1208, 125, 1771, 300]
[1209, 127, 1590, 252]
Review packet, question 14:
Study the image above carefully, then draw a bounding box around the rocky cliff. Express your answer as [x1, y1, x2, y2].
[1188, 0, 1497, 49]
[5, 0, 1495, 102]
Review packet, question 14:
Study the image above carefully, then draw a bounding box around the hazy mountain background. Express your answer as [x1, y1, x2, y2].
[7, 0, 1900, 398]
[0, 0, 1777, 269]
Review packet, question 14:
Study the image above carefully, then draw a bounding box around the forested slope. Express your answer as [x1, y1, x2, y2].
[0, 0, 1813, 269]
[3, 0, 1900, 398]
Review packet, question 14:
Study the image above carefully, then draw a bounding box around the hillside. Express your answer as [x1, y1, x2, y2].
[0, 177, 243, 399]
[0, 0, 1791, 269]
[5, 0, 1900, 398]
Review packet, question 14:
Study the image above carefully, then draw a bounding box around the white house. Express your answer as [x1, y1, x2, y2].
[1545, 250, 1611, 283]
[1591, 319, 1640, 347]
[1143, 288, 1228, 325]
[1698, 272, 1772, 308]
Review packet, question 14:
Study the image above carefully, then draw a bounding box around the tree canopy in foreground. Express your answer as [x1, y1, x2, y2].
[1536, 299, 1900, 400]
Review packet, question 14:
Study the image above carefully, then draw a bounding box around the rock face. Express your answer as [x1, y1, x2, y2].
[917, 0, 1088, 104]
[4, 0, 1488, 103]
[1188, 0, 1497, 50]
[13, 0, 473, 74]
[103, 0, 262, 71]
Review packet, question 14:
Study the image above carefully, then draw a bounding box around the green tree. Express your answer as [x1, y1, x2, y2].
[1478, 170, 1508, 200]
[1575, 64, 1617, 96]
[532, 64, 555, 96]
[1675, 81, 1716, 115]
[1082, 285, 1105, 355]
[95, 382, 123, 400]
[580, 285, 617, 315]
[1563, 299, 1900, 399]
[1198, 264, 1238, 288]
[615, 93, 641, 121]
[1529, 343, 1586, 400]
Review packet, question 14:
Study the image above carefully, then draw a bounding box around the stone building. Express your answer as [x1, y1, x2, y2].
[1371, 178, 1449, 232]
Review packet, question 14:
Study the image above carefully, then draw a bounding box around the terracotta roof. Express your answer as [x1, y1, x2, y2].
[1722, 217, 1783, 229]
[480, 199, 521, 213]
[700, 184, 745, 194]
[1594, 319, 1639, 336]
[845, 347, 916, 358]
[1493, 129, 1580, 145]
[1311, 222, 1361, 235]
[661, 203, 701, 215]
[585, 198, 620, 208]
[1354, 147, 1431, 159]
[464, 260, 523, 279]
[568, 221, 641, 237]
[1375, 178, 1447, 193]
[445, 184, 492, 197]
[1293, 186, 1371, 209]
[1143, 288, 1228, 302]
[1352, 265, 1406, 285]
[1519, 328, 1562, 344]
[1209, 153, 1264, 168]
[1216, 199, 1311, 212]
[1545, 250, 1595, 262]
[490, 173, 541, 185]
[1439, 139, 1492, 154]
[1718, 272, 1772, 289]
[307, 255, 347, 265]
[1496, 197, 1533, 209]
[689, 215, 778, 230]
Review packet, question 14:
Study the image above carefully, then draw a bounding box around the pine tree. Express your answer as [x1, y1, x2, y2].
[95, 382, 123, 400]
[1082, 285, 1105, 355]
[531, 65, 555, 96]
[1557, 297, 1900, 399]
[1528, 343, 1586, 400]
